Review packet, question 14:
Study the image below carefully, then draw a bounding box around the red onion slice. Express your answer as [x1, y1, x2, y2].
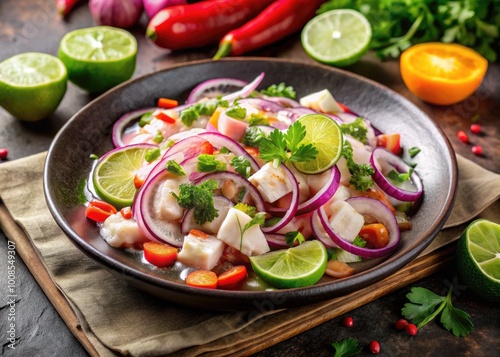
[370, 147, 423, 202]
[187, 77, 248, 104]
[112, 107, 158, 147]
[238, 98, 285, 113]
[261, 164, 299, 233]
[264, 233, 289, 249]
[317, 196, 400, 258]
[261, 95, 301, 108]
[198, 132, 260, 173]
[296, 165, 341, 215]
[194, 171, 266, 212]
[222, 72, 264, 102]
[136, 170, 184, 246]
[310, 209, 337, 248]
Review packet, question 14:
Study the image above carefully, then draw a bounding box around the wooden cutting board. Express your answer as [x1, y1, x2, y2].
[0, 204, 454, 356]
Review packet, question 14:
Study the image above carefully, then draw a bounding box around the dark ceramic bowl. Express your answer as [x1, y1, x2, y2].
[44, 58, 457, 311]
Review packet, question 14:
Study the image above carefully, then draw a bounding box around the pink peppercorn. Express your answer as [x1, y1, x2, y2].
[395, 318, 409, 331]
[471, 145, 483, 155]
[457, 130, 469, 144]
[470, 124, 482, 134]
[369, 340, 380, 354]
[0, 148, 8, 160]
[342, 316, 354, 328]
[406, 323, 418, 336]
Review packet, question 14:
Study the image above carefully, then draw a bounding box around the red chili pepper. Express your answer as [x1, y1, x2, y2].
[154, 111, 176, 124]
[146, 0, 275, 50]
[157, 97, 178, 109]
[0, 148, 8, 160]
[85, 200, 117, 223]
[213, 0, 324, 59]
[457, 130, 469, 144]
[56, 0, 81, 16]
[120, 207, 133, 220]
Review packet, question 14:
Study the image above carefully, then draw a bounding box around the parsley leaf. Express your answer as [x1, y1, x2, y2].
[260, 82, 296, 99]
[259, 121, 318, 167]
[230, 156, 252, 178]
[401, 284, 473, 337]
[353, 236, 367, 247]
[340, 117, 368, 144]
[172, 180, 219, 225]
[225, 105, 247, 120]
[408, 147, 421, 158]
[285, 231, 305, 247]
[331, 338, 362, 357]
[180, 99, 228, 126]
[248, 114, 268, 126]
[342, 141, 374, 192]
[242, 126, 267, 147]
[197, 154, 227, 172]
[165, 160, 185, 176]
[388, 168, 413, 183]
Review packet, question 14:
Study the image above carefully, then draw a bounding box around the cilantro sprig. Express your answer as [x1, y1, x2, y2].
[340, 117, 369, 144]
[260, 82, 296, 99]
[197, 154, 227, 172]
[285, 231, 305, 247]
[259, 121, 318, 168]
[171, 180, 219, 225]
[402, 284, 473, 337]
[342, 141, 374, 192]
[331, 338, 362, 357]
[180, 98, 228, 126]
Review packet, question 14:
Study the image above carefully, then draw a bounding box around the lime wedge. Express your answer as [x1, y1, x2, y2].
[93, 145, 151, 209]
[292, 114, 343, 174]
[0, 52, 67, 121]
[457, 219, 500, 302]
[58, 26, 137, 93]
[301, 9, 372, 67]
[249, 240, 328, 289]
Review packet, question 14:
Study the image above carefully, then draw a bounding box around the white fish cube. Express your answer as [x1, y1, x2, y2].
[101, 213, 148, 248]
[299, 89, 343, 114]
[217, 208, 270, 257]
[327, 200, 364, 243]
[248, 163, 292, 203]
[154, 179, 184, 221]
[177, 232, 225, 270]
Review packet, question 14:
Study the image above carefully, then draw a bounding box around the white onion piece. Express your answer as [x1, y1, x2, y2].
[310, 210, 337, 248]
[194, 171, 266, 212]
[261, 95, 301, 108]
[317, 196, 400, 258]
[370, 147, 423, 202]
[238, 98, 285, 113]
[222, 72, 264, 102]
[198, 132, 260, 172]
[136, 171, 184, 246]
[186, 77, 248, 104]
[180, 195, 233, 234]
[296, 165, 340, 215]
[112, 107, 158, 147]
[261, 164, 299, 233]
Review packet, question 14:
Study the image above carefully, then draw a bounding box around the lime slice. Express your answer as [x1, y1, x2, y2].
[58, 26, 137, 93]
[249, 240, 328, 289]
[0, 52, 67, 121]
[457, 219, 500, 302]
[93, 145, 151, 209]
[292, 114, 343, 174]
[301, 9, 372, 67]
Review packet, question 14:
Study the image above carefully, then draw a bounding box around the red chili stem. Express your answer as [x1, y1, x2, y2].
[213, 0, 325, 59]
[147, 0, 275, 50]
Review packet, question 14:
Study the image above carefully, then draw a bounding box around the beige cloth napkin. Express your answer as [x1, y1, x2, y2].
[0, 152, 499, 356]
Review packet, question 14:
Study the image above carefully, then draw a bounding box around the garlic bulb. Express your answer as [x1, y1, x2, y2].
[89, 0, 143, 28]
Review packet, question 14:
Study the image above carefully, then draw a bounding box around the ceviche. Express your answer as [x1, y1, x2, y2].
[85, 73, 423, 290]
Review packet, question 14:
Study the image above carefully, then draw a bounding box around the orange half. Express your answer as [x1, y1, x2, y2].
[400, 43, 488, 105]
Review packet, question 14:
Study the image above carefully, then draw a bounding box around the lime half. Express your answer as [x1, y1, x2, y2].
[292, 114, 343, 175]
[93, 145, 151, 209]
[58, 26, 137, 93]
[301, 9, 372, 67]
[0, 52, 67, 121]
[249, 240, 328, 289]
[457, 219, 500, 302]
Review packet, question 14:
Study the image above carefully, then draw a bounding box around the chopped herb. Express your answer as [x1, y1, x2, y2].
[225, 106, 247, 120]
[230, 156, 252, 178]
[408, 161, 418, 169]
[138, 112, 154, 127]
[342, 141, 374, 192]
[388, 168, 413, 183]
[89, 153, 99, 160]
[331, 337, 362, 357]
[172, 180, 219, 225]
[235, 210, 266, 251]
[242, 126, 267, 147]
[401, 284, 473, 337]
[145, 148, 161, 162]
[153, 131, 164, 144]
[259, 121, 318, 167]
[408, 147, 421, 158]
[285, 231, 305, 247]
[165, 160, 185, 176]
[264, 216, 281, 227]
[179, 98, 228, 126]
[353, 236, 367, 247]
[197, 154, 227, 172]
[219, 146, 230, 154]
[248, 114, 268, 126]
[260, 82, 296, 99]
[471, 114, 481, 123]
[340, 117, 368, 144]
[234, 202, 256, 217]
[237, 187, 247, 202]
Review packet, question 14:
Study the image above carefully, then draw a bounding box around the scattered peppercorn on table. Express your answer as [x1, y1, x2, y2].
[0, 1, 499, 356]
